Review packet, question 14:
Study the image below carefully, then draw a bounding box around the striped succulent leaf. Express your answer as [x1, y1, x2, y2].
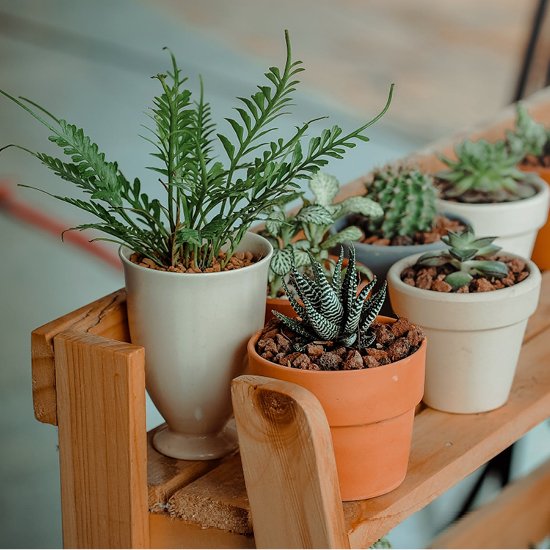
[279, 244, 387, 350]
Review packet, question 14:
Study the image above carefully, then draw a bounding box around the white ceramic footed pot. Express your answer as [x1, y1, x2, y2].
[436, 176, 549, 258]
[120, 232, 273, 459]
[387, 252, 541, 414]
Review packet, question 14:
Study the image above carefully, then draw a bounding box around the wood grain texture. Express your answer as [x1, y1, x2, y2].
[148, 426, 224, 512]
[167, 454, 250, 535]
[343, 322, 550, 548]
[430, 458, 550, 548]
[55, 330, 148, 548]
[232, 375, 350, 549]
[32, 288, 128, 425]
[149, 512, 255, 549]
[159, 272, 550, 547]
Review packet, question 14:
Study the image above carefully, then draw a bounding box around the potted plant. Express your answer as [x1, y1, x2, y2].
[338, 165, 466, 314]
[247, 246, 426, 500]
[262, 171, 381, 320]
[0, 33, 393, 460]
[434, 137, 549, 258]
[507, 103, 550, 268]
[387, 229, 541, 414]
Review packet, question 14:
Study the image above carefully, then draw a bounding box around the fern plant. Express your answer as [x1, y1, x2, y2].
[0, 32, 393, 270]
[416, 229, 508, 290]
[263, 171, 381, 297]
[364, 165, 437, 239]
[437, 139, 537, 203]
[274, 245, 387, 348]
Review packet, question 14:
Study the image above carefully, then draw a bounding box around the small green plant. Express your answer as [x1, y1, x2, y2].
[0, 32, 393, 270]
[507, 102, 548, 159]
[364, 165, 437, 239]
[417, 229, 508, 290]
[263, 171, 381, 297]
[274, 245, 386, 348]
[437, 139, 536, 202]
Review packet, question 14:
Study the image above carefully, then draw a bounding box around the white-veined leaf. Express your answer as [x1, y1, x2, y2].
[308, 172, 340, 206]
[270, 247, 294, 276]
[295, 204, 334, 225]
[321, 226, 362, 249]
[338, 196, 383, 219]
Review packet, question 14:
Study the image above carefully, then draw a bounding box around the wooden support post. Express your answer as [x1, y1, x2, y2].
[54, 331, 149, 548]
[232, 375, 350, 549]
[430, 458, 550, 549]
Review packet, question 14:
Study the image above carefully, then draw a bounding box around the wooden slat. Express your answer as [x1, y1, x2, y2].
[149, 512, 255, 548]
[343, 324, 550, 548]
[232, 375, 350, 549]
[167, 454, 251, 535]
[147, 427, 223, 512]
[32, 288, 128, 425]
[430, 458, 550, 549]
[55, 330, 148, 548]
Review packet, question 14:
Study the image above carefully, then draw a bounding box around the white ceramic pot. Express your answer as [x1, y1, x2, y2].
[120, 232, 273, 459]
[436, 176, 549, 258]
[387, 252, 541, 413]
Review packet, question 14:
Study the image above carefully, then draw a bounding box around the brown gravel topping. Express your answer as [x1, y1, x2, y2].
[401, 255, 530, 293]
[256, 317, 424, 371]
[348, 214, 465, 246]
[521, 142, 550, 169]
[129, 250, 257, 273]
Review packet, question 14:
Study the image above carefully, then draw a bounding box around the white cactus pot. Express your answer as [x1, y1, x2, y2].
[120, 232, 273, 459]
[387, 252, 541, 413]
[436, 176, 549, 258]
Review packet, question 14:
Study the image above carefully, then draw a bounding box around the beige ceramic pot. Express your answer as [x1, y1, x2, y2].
[387, 252, 541, 414]
[436, 176, 549, 258]
[120, 232, 273, 460]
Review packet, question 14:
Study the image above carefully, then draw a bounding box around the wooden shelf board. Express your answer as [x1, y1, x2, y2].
[150, 271, 550, 547]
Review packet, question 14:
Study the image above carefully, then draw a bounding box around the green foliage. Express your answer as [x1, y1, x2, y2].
[262, 171, 381, 297]
[507, 102, 548, 158]
[437, 139, 536, 203]
[417, 229, 508, 290]
[365, 165, 437, 239]
[371, 536, 392, 549]
[0, 32, 393, 270]
[274, 245, 387, 349]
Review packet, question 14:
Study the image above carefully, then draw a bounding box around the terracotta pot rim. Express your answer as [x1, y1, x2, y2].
[387, 251, 541, 305]
[247, 315, 427, 379]
[119, 232, 273, 279]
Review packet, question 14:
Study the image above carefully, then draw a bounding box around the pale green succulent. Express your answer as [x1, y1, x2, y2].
[274, 245, 386, 349]
[507, 103, 548, 159]
[437, 139, 536, 202]
[417, 229, 508, 290]
[263, 171, 381, 297]
[365, 166, 437, 239]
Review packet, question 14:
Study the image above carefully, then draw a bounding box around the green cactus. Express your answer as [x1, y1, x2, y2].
[274, 246, 387, 349]
[365, 166, 437, 239]
[417, 229, 508, 290]
[437, 139, 537, 203]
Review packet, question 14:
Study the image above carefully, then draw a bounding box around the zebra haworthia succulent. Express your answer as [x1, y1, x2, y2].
[274, 245, 386, 349]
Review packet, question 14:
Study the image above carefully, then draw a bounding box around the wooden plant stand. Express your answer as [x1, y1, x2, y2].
[31, 89, 550, 548]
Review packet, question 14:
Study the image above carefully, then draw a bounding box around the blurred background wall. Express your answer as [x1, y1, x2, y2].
[0, 0, 548, 547]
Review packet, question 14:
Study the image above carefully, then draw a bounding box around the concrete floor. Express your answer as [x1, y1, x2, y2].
[0, 1, 548, 548]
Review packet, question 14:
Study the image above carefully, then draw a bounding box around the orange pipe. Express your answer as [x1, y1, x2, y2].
[0, 184, 122, 271]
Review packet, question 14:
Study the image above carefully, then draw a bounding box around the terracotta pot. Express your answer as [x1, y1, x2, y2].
[247, 318, 426, 501]
[436, 176, 549, 258]
[387, 252, 541, 414]
[520, 165, 550, 269]
[120, 232, 273, 460]
[265, 255, 373, 323]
